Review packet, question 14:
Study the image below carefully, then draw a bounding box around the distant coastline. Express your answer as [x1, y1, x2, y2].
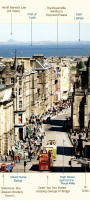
[0, 41, 90, 46]
[0, 42, 90, 57]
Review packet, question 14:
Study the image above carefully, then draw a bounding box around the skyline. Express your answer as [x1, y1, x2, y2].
[0, 23, 90, 43]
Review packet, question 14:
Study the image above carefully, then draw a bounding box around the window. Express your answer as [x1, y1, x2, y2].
[18, 114, 22, 123]
[19, 88, 22, 95]
[12, 88, 15, 98]
[2, 78, 5, 84]
[11, 77, 14, 84]
[19, 77, 22, 85]
[55, 80, 58, 84]
[37, 88, 40, 97]
[19, 101, 22, 109]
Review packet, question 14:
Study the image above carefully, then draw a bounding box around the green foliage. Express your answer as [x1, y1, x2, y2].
[70, 66, 76, 72]
[78, 61, 86, 69]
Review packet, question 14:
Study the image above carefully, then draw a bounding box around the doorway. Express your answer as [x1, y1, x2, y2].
[19, 128, 23, 140]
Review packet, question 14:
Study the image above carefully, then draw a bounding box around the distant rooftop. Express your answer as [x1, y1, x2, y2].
[33, 54, 44, 57]
[33, 55, 45, 59]
[0, 62, 6, 72]
[0, 84, 6, 90]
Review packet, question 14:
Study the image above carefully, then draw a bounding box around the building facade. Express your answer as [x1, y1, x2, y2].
[72, 57, 90, 134]
[0, 55, 56, 155]
[0, 86, 14, 155]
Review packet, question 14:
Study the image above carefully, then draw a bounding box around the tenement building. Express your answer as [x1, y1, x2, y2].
[30, 55, 55, 115]
[0, 55, 56, 155]
[0, 85, 14, 155]
[72, 56, 90, 135]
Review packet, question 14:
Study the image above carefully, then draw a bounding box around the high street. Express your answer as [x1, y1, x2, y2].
[41, 107, 81, 172]
[12, 107, 82, 173]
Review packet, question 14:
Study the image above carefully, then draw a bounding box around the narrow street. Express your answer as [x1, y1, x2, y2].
[41, 107, 81, 172]
[43, 108, 73, 171]
[29, 107, 81, 172]
[13, 107, 81, 172]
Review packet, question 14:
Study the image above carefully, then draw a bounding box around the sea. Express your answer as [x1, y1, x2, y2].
[0, 42, 90, 57]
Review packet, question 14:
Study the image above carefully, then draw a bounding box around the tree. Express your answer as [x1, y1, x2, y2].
[78, 61, 85, 69]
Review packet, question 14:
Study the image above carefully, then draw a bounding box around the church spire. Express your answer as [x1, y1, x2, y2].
[13, 49, 18, 70]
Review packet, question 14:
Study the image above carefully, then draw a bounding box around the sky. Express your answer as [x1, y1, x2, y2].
[0, 23, 90, 43]
[0, 0, 90, 43]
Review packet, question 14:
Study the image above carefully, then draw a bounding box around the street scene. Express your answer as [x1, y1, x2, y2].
[0, 55, 90, 172]
[1, 2, 90, 200]
[0, 105, 74, 173]
[0, 105, 89, 173]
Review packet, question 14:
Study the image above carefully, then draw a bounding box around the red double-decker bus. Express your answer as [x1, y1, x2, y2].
[39, 153, 50, 171]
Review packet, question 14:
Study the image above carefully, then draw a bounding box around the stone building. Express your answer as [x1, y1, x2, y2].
[49, 56, 72, 102]
[48, 57, 61, 104]
[0, 56, 27, 142]
[72, 56, 90, 133]
[0, 86, 14, 155]
[0, 55, 56, 149]
[30, 55, 55, 115]
[14, 69, 39, 141]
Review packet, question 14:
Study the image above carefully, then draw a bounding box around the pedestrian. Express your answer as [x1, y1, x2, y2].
[12, 151, 15, 161]
[69, 160, 72, 167]
[48, 150, 51, 166]
[29, 151, 32, 161]
[9, 150, 11, 156]
[18, 156, 21, 163]
[24, 152, 26, 160]
[34, 127, 36, 133]
[11, 151, 13, 161]
[5, 155, 7, 162]
[24, 160, 27, 172]
[40, 141, 42, 147]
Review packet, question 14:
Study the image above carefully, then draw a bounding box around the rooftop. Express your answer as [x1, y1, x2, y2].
[0, 62, 6, 72]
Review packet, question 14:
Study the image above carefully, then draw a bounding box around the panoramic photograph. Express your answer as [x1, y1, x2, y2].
[0, 0, 90, 174]
[0, 53, 90, 173]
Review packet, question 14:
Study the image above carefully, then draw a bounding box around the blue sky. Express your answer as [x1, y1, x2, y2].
[0, 23, 90, 42]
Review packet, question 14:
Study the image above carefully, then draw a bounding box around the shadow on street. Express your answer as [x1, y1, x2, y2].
[44, 118, 71, 132]
[29, 164, 39, 171]
[48, 126, 64, 132]
[29, 164, 87, 172]
[50, 166, 85, 172]
[44, 119, 66, 126]
[57, 146, 74, 156]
